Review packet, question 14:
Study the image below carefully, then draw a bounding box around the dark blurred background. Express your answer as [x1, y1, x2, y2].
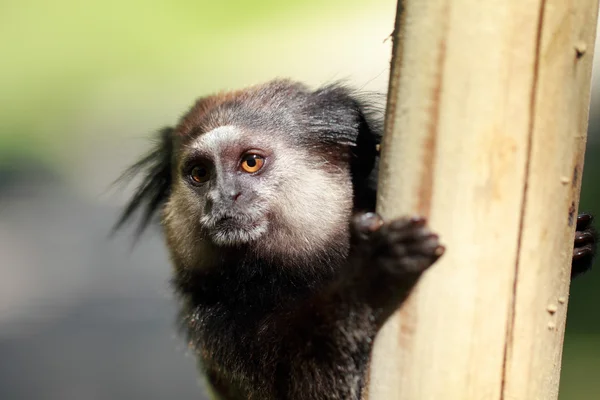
[0, 1, 597, 399]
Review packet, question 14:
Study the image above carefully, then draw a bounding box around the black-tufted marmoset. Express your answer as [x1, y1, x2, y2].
[116, 79, 597, 400]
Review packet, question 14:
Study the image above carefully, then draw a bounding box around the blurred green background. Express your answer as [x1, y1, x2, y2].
[0, 1, 597, 399]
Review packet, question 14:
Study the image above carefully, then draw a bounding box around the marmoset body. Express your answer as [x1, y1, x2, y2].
[117, 80, 596, 400]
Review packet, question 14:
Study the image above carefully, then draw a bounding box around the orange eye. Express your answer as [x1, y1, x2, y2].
[190, 165, 210, 184]
[240, 154, 265, 173]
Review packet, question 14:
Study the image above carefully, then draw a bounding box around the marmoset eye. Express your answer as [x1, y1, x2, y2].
[240, 153, 265, 173]
[189, 164, 210, 184]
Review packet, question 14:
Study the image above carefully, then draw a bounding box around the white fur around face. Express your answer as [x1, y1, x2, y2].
[261, 145, 352, 261]
[164, 124, 353, 269]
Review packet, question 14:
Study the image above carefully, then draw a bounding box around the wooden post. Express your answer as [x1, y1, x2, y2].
[368, 1, 599, 399]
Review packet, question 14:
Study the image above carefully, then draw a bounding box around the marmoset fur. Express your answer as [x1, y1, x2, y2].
[116, 79, 596, 400]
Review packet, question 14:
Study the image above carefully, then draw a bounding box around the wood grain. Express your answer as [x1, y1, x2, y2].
[368, 1, 599, 399]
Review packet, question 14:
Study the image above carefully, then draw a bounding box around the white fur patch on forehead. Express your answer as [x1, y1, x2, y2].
[191, 125, 242, 153]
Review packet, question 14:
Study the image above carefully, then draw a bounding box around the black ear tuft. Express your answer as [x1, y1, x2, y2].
[307, 83, 383, 147]
[112, 127, 174, 239]
[306, 83, 384, 212]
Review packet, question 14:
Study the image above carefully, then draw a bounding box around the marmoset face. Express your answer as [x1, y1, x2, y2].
[117, 79, 377, 269]
[175, 124, 284, 246]
[163, 122, 353, 266]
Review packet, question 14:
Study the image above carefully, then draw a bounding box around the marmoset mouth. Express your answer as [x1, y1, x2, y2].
[215, 215, 264, 230]
[215, 215, 238, 228]
[209, 216, 269, 246]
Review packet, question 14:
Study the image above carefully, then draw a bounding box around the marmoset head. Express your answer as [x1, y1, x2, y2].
[116, 79, 382, 269]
